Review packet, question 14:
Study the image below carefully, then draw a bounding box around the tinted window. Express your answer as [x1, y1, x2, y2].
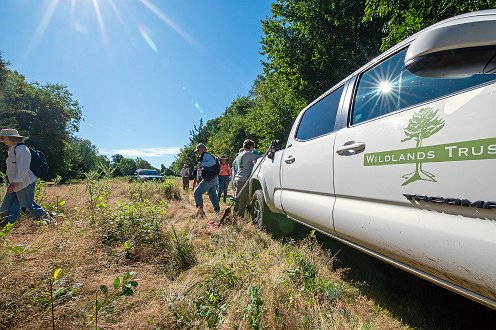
[352, 48, 496, 125]
[295, 86, 344, 140]
[140, 170, 159, 175]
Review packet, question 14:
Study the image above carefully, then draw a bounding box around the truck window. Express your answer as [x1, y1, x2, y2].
[295, 85, 344, 141]
[352, 48, 496, 125]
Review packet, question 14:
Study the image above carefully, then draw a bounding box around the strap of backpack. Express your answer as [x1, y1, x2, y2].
[13, 143, 26, 156]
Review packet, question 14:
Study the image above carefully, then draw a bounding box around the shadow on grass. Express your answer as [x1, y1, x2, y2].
[263, 214, 496, 330]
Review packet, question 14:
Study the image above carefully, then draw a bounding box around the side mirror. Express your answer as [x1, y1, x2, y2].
[405, 15, 496, 78]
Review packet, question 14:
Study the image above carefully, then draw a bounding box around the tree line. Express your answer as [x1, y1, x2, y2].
[170, 0, 496, 173]
[1, 0, 494, 181]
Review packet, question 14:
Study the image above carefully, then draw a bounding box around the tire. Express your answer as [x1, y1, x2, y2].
[251, 189, 269, 229]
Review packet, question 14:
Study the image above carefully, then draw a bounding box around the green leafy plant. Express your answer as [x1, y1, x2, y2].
[243, 286, 264, 330]
[84, 164, 114, 217]
[34, 178, 47, 203]
[123, 240, 134, 260]
[103, 201, 165, 249]
[193, 265, 236, 328]
[164, 226, 196, 275]
[90, 272, 139, 328]
[0, 222, 14, 239]
[162, 179, 181, 200]
[44, 199, 66, 214]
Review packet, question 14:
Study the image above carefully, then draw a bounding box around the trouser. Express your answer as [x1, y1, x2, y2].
[234, 180, 248, 217]
[217, 175, 230, 202]
[0, 182, 46, 225]
[182, 177, 189, 190]
[193, 177, 220, 211]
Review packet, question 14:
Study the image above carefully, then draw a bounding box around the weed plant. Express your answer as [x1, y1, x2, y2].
[84, 164, 114, 217]
[103, 200, 166, 250]
[129, 179, 181, 202]
[163, 226, 196, 276]
[34, 178, 47, 203]
[90, 271, 139, 328]
[162, 179, 181, 200]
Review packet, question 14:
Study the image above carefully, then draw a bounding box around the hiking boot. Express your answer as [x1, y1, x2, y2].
[195, 208, 205, 218]
[40, 214, 53, 225]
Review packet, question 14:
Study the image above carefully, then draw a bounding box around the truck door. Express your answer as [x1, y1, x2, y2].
[333, 47, 496, 302]
[280, 85, 344, 233]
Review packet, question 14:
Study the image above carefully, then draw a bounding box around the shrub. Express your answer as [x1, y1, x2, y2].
[103, 201, 166, 249]
[162, 179, 181, 200]
[164, 227, 196, 276]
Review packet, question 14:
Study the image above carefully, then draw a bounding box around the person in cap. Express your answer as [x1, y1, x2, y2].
[180, 163, 190, 190]
[233, 139, 260, 218]
[0, 129, 51, 225]
[193, 143, 220, 217]
[217, 155, 231, 203]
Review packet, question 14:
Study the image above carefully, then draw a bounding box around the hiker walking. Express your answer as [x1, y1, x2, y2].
[193, 143, 220, 217]
[180, 164, 190, 190]
[233, 139, 260, 218]
[0, 129, 51, 225]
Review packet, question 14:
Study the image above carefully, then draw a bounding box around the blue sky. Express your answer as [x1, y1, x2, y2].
[0, 0, 272, 167]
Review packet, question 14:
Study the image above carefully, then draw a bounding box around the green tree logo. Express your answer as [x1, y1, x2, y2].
[401, 107, 445, 186]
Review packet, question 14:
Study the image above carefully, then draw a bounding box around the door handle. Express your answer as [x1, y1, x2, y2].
[336, 141, 366, 156]
[285, 156, 296, 164]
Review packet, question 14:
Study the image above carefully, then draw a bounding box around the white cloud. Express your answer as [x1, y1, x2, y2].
[99, 147, 181, 157]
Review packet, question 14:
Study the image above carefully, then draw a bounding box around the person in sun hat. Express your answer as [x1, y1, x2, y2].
[0, 128, 51, 225]
[217, 155, 231, 203]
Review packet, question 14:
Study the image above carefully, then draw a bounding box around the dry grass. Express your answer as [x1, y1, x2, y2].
[0, 178, 410, 329]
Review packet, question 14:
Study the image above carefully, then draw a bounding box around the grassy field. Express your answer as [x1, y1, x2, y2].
[0, 177, 494, 329]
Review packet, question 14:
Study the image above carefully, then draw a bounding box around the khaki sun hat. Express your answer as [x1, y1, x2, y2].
[0, 128, 25, 138]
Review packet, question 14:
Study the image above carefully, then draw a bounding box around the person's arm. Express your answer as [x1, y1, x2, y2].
[201, 153, 216, 168]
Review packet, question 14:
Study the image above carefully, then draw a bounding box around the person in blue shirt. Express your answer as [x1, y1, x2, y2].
[193, 143, 220, 217]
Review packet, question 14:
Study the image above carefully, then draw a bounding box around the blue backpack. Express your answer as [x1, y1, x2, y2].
[14, 143, 49, 179]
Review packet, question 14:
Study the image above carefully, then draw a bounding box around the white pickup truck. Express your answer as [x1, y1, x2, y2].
[247, 10, 496, 309]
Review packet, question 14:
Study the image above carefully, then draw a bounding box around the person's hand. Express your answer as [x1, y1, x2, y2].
[7, 182, 16, 192]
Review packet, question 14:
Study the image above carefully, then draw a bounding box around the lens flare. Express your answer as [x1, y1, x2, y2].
[139, 25, 158, 53]
[379, 81, 392, 93]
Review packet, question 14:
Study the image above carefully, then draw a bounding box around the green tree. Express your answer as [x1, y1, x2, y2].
[161, 164, 175, 176]
[401, 107, 445, 186]
[261, 0, 384, 102]
[135, 157, 154, 170]
[117, 158, 137, 176]
[0, 67, 82, 179]
[364, 0, 496, 51]
[61, 137, 101, 180]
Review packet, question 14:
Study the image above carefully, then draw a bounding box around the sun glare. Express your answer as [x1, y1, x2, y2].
[27, 0, 202, 56]
[379, 81, 392, 93]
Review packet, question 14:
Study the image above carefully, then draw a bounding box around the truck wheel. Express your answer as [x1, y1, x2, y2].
[251, 189, 268, 228]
